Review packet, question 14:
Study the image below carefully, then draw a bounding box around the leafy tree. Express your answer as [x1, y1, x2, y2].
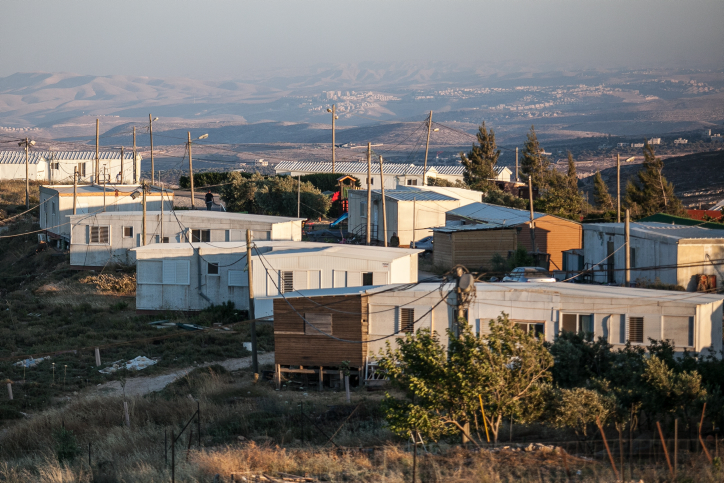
[551, 387, 615, 439]
[481, 189, 527, 210]
[221, 172, 332, 219]
[298, 173, 360, 192]
[53, 427, 81, 463]
[520, 126, 551, 187]
[460, 122, 501, 192]
[625, 141, 684, 218]
[641, 356, 706, 422]
[593, 171, 614, 211]
[490, 246, 534, 274]
[426, 177, 468, 188]
[378, 314, 553, 444]
[548, 332, 617, 389]
[536, 153, 583, 220]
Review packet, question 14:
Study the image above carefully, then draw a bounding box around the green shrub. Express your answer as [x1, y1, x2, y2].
[53, 427, 80, 463]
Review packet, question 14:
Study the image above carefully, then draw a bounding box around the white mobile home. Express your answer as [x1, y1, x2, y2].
[347, 186, 483, 246]
[69, 211, 304, 268]
[133, 241, 422, 317]
[583, 222, 724, 291]
[274, 161, 472, 189]
[271, 282, 723, 373]
[40, 185, 173, 242]
[0, 151, 141, 184]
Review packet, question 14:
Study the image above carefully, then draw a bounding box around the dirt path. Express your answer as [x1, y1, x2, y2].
[95, 352, 275, 397]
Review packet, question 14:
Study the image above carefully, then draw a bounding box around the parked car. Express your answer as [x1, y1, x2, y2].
[411, 236, 433, 251]
[502, 267, 557, 283]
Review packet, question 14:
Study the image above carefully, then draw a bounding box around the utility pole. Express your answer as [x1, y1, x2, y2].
[246, 229, 258, 375]
[616, 153, 621, 223]
[149, 114, 157, 185]
[23, 138, 30, 209]
[379, 156, 388, 247]
[160, 173, 164, 243]
[515, 147, 519, 182]
[102, 167, 107, 212]
[366, 142, 372, 245]
[132, 127, 137, 184]
[95, 119, 99, 183]
[327, 105, 337, 173]
[119, 146, 124, 184]
[625, 209, 631, 287]
[73, 167, 78, 215]
[528, 176, 537, 254]
[142, 183, 147, 246]
[423, 111, 433, 186]
[297, 175, 301, 218]
[188, 132, 195, 209]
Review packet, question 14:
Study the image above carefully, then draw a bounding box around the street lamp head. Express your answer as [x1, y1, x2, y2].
[326, 108, 332, 113]
[433, 128, 439, 132]
[334, 116, 339, 120]
[198, 134, 209, 140]
[152, 117, 159, 122]
[30, 140, 36, 145]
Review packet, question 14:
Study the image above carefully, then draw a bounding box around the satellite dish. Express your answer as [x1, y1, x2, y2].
[458, 273, 475, 292]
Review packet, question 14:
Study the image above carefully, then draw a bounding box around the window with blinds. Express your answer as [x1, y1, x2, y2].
[162, 260, 190, 285]
[123, 226, 133, 238]
[89, 226, 109, 244]
[628, 316, 644, 344]
[400, 308, 415, 334]
[281, 271, 294, 293]
[191, 229, 211, 243]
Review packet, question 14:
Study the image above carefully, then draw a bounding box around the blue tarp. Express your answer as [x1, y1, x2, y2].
[330, 212, 348, 228]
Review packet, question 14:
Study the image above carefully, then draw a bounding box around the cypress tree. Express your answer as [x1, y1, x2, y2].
[625, 141, 684, 217]
[460, 121, 500, 191]
[520, 126, 551, 187]
[593, 171, 613, 210]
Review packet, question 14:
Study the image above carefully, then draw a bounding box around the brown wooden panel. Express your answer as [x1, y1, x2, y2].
[273, 294, 367, 367]
[434, 228, 517, 270]
[518, 216, 581, 270]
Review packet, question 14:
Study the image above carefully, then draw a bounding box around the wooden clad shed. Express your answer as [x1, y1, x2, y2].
[437, 202, 582, 271]
[273, 291, 369, 367]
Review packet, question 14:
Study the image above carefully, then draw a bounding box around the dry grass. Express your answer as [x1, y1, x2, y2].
[78, 273, 137, 295]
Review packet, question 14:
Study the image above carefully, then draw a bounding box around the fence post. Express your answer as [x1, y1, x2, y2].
[197, 401, 201, 448]
[95, 347, 101, 366]
[656, 422, 674, 477]
[301, 402, 304, 443]
[88, 441, 91, 467]
[699, 403, 713, 463]
[674, 419, 678, 478]
[6, 383, 12, 400]
[596, 417, 620, 481]
[165, 430, 167, 466]
[171, 430, 175, 483]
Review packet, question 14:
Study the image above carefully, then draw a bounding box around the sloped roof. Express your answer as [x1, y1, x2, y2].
[275, 161, 465, 176]
[369, 190, 458, 202]
[640, 213, 724, 230]
[585, 222, 724, 241]
[0, 151, 137, 165]
[447, 202, 545, 226]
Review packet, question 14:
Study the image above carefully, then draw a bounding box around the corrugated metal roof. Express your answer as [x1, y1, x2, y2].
[447, 202, 545, 226]
[433, 224, 513, 233]
[74, 211, 302, 223]
[586, 222, 724, 241]
[0, 151, 136, 165]
[274, 161, 465, 176]
[371, 189, 458, 202]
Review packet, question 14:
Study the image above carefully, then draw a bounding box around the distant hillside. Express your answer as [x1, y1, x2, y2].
[581, 150, 724, 208]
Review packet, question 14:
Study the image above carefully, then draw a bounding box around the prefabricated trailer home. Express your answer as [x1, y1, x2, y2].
[133, 241, 422, 317]
[69, 211, 304, 268]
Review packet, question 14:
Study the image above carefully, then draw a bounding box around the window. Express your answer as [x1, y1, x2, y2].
[305, 313, 333, 335]
[370, 178, 374, 185]
[77, 162, 86, 177]
[123, 226, 134, 238]
[631, 248, 637, 269]
[561, 313, 593, 334]
[52, 162, 59, 170]
[664, 316, 694, 348]
[161, 237, 169, 243]
[207, 262, 219, 275]
[191, 229, 211, 243]
[400, 308, 415, 334]
[89, 226, 109, 244]
[628, 316, 644, 344]
[406, 179, 418, 186]
[517, 322, 546, 340]
[162, 260, 190, 285]
[362, 272, 373, 286]
[281, 271, 294, 293]
[360, 201, 367, 218]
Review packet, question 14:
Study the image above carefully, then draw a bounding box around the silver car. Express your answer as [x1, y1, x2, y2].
[502, 267, 557, 283]
[411, 236, 433, 251]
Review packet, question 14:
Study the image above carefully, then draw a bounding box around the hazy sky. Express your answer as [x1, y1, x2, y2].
[1, 0, 722, 79]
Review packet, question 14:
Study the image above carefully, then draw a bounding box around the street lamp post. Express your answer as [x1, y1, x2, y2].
[187, 133, 209, 209]
[327, 105, 339, 173]
[149, 115, 158, 185]
[18, 138, 36, 209]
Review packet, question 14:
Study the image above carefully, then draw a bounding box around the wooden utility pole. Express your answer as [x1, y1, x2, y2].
[95, 119, 99, 183]
[379, 156, 388, 247]
[624, 209, 631, 287]
[246, 229, 258, 374]
[528, 176, 537, 253]
[119, 146, 124, 184]
[142, 183, 147, 246]
[616, 153, 621, 223]
[24, 138, 29, 209]
[423, 111, 433, 186]
[297, 175, 301, 218]
[102, 167, 107, 212]
[132, 127, 137, 183]
[160, 174, 164, 243]
[73, 167, 78, 215]
[515, 147, 519, 182]
[366, 142, 372, 245]
[149, 114, 155, 185]
[328, 104, 337, 173]
[188, 132, 195, 209]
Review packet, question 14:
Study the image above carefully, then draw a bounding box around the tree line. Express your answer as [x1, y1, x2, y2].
[378, 316, 721, 445]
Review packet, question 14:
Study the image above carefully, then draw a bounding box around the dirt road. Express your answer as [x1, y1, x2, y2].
[95, 352, 275, 397]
